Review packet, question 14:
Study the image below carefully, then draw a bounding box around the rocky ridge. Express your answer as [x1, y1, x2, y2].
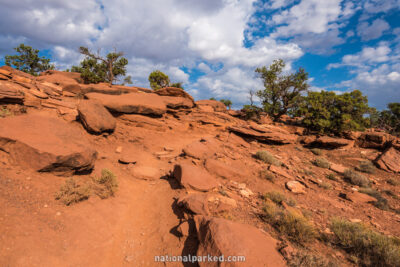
[0, 66, 400, 266]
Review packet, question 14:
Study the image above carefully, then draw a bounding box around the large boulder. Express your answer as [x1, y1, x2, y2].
[173, 163, 218, 192]
[161, 96, 194, 109]
[375, 146, 400, 173]
[38, 70, 83, 84]
[119, 114, 167, 131]
[356, 131, 395, 150]
[0, 114, 97, 175]
[183, 139, 221, 160]
[177, 193, 210, 215]
[154, 87, 195, 103]
[228, 125, 297, 144]
[86, 92, 166, 116]
[0, 81, 24, 104]
[194, 216, 286, 267]
[196, 100, 227, 112]
[78, 100, 116, 134]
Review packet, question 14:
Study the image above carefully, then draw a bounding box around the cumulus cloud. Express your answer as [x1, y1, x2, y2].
[357, 18, 390, 41]
[336, 64, 400, 108]
[327, 43, 392, 69]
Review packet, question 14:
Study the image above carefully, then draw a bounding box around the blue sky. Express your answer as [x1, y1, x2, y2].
[0, 0, 399, 109]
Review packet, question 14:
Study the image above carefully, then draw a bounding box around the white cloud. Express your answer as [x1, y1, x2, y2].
[336, 64, 400, 108]
[328, 43, 392, 69]
[270, 0, 343, 37]
[357, 18, 390, 41]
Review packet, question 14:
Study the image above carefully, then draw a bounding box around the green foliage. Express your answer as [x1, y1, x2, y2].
[241, 104, 262, 120]
[220, 99, 232, 109]
[94, 169, 118, 199]
[297, 90, 372, 134]
[170, 82, 184, 89]
[72, 46, 128, 84]
[330, 218, 400, 267]
[148, 70, 170, 90]
[263, 202, 316, 244]
[123, 75, 133, 85]
[255, 59, 309, 121]
[255, 150, 282, 166]
[356, 160, 376, 174]
[313, 158, 331, 169]
[372, 103, 400, 136]
[5, 43, 54, 75]
[209, 97, 216, 100]
[343, 169, 370, 187]
[55, 178, 91, 206]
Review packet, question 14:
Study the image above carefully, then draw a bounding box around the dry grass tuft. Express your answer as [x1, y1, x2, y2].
[255, 150, 282, 166]
[55, 178, 91, 205]
[330, 218, 400, 267]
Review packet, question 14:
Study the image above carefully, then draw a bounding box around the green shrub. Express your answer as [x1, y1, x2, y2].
[263, 202, 316, 244]
[94, 169, 118, 199]
[330, 218, 400, 266]
[55, 178, 90, 205]
[71, 46, 128, 84]
[296, 90, 372, 134]
[326, 173, 338, 181]
[313, 158, 330, 169]
[310, 148, 323, 155]
[343, 169, 370, 187]
[5, 43, 54, 75]
[255, 150, 282, 166]
[356, 161, 376, 174]
[288, 251, 339, 267]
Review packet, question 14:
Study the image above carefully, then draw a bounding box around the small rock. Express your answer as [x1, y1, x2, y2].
[125, 255, 134, 263]
[350, 219, 362, 223]
[116, 146, 123, 153]
[239, 188, 254, 198]
[286, 181, 306, 194]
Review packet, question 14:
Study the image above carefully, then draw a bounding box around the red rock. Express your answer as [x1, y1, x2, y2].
[330, 163, 346, 174]
[228, 125, 297, 144]
[78, 100, 116, 134]
[342, 191, 376, 203]
[0, 65, 35, 80]
[286, 181, 306, 194]
[173, 163, 218, 192]
[86, 92, 166, 116]
[204, 159, 245, 180]
[194, 216, 286, 267]
[195, 100, 227, 112]
[0, 114, 97, 175]
[269, 165, 293, 179]
[310, 136, 353, 149]
[178, 193, 210, 215]
[161, 96, 194, 109]
[375, 147, 400, 173]
[183, 139, 220, 160]
[119, 114, 166, 131]
[154, 87, 195, 103]
[0, 81, 25, 104]
[356, 131, 395, 149]
[36, 71, 81, 86]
